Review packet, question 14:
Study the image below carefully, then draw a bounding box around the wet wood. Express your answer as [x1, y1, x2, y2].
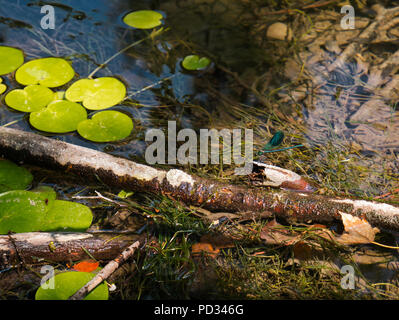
[1, 127, 399, 231]
[0, 231, 142, 267]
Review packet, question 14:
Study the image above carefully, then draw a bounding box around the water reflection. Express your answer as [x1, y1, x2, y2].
[0, 0, 398, 160]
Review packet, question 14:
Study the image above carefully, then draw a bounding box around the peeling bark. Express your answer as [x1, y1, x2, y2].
[1, 127, 399, 231]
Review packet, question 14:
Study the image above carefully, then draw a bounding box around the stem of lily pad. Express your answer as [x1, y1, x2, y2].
[1, 119, 21, 127]
[124, 74, 176, 99]
[87, 28, 166, 79]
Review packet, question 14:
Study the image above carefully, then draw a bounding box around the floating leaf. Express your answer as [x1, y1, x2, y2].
[0, 46, 24, 75]
[0, 187, 56, 234]
[15, 57, 75, 88]
[35, 271, 109, 300]
[0, 78, 6, 94]
[71, 260, 100, 273]
[65, 77, 126, 110]
[5, 84, 54, 112]
[123, 10, 163, 29]
[182, 55, 211, 71]
[77, 110, 133, 142]
[0, 159, 33, 193]
[42, 200, 93, 232]
[30, 100, 87, 133]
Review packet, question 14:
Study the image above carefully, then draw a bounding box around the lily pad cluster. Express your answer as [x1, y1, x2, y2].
[0, 11, 209, 142]
[3, 51, 133, 142]
[0, 160, 93, 234]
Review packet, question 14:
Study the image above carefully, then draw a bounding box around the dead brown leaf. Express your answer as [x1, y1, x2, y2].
[259, 216, 378, 247]
[335, 211, 380, 245]
[260, 220, 300, 245]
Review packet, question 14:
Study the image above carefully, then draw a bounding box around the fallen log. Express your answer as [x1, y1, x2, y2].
[0, 231, 142, 267]
[1, 127, 399, 231]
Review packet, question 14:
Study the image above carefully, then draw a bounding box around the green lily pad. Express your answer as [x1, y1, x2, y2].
[5, 84, 54, 112]
[35, 271, 109, 300]
[0, 187, 93, 234]
[0, 85, 6, 94]
[0, 78, 6, 94]
[65, 77, 126, 110]
[0, 186, 56, 234]
[30, 100, 87, 133]
[42, 200, 93, 232]
[77, 110, 133, 142]
[0, 46, 24, 75]
[182, 55, 211, 71]
[15, 57, 75, 88]
[0, 159, 33, 193]
[123, 10, 163, 29]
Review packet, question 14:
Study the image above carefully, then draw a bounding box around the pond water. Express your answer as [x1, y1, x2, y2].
[0, 1, 397, 152]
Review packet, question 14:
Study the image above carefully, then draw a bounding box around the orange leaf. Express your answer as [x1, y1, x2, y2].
[192, 243, 220, 258]
[71, 260, 99, 272]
